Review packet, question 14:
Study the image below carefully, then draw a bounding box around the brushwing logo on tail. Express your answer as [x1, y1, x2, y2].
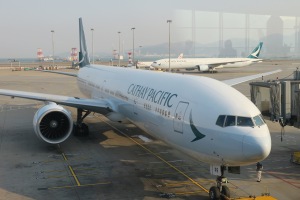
[78, 18, 90, 68]
[189, 111, 206, 142]
[248, 42, 263, 59]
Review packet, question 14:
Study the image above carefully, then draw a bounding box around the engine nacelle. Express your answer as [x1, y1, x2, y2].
[197, 65, 209, 72]
[33, 103, 73, 144]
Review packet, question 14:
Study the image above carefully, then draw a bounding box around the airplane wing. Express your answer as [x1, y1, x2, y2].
[41, 70, 78, 77]
[0, 89, 111, 114]
[222, 69, 281, 86]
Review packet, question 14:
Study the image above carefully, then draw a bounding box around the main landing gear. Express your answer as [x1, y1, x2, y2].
[73, 108, 91, 136]
[209, 166, 230, 200]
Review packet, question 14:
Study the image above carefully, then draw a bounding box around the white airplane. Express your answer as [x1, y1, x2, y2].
[136, 61, 154, 69]
[136, 54, 183, 70]
[151, 42, 263, 72]
[0, 19, 280, 199]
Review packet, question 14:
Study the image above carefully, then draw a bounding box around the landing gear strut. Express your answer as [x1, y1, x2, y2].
[209, 166, 230, 200]
[73, 108, 91, 136]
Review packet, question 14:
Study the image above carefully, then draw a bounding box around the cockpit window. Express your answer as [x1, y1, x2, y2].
[225, 115, 236, 127]
[216, 115, 226, 127]
[216, 115, 264, 128]
[253, 115, 265, 127]
[237, 116, 254, 127]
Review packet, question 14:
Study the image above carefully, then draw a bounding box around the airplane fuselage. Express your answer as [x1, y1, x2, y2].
[151, 58, 262, 71]
[77, 65, 271, 166]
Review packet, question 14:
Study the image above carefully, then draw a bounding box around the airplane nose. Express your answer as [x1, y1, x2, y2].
[242, 134, 271, 163]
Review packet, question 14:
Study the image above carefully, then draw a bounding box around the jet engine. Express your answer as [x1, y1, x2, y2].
[197, 65, 209, 72]
[33, 103, 73, 144]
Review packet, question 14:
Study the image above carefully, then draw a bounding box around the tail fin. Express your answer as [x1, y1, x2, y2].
[78, 18, 90, 68]
[178, 53, 183, 59]
[247, 42, 263, 59]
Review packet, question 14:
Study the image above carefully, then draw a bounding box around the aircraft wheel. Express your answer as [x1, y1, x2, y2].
[82, 123, 89, 136]
[221, 185, 230, 200]
[209, 186, 221, 200]
[73, 123, 89, 136]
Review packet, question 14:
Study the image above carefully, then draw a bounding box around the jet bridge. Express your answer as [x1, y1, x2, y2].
[250, 70, 300, 128]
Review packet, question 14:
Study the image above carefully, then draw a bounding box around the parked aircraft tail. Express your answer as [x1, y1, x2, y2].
[247, 42, 263, 59]
[78, 18, 90, 68]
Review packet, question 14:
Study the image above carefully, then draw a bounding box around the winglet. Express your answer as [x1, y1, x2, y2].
[247, 42, 263, 59]
[78, 18, 90, 68]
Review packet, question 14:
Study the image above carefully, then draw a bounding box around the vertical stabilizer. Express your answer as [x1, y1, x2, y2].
[247, 42, 263, 59]
[78, 18, 90, 68]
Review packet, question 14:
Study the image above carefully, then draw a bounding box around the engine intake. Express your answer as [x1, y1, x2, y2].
[33, 103, 73, 144]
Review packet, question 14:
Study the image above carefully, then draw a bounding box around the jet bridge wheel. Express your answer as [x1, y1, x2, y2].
[209, 186, 221, 200]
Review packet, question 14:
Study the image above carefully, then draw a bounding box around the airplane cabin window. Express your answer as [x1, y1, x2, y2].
[225, 115, 236, 127]
[216, 115, 226, 127]
[253, 115, 265, 127]
[237, 116, 254, 127]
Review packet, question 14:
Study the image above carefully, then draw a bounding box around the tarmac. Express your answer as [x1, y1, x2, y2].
[0, 60, 299, 200]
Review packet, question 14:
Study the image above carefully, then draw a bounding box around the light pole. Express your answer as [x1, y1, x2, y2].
[139, 45, 142, 57]
[131, 27, 135, 66]
[118, 31, 121, 66]
[167, 20, 172, 71]
[51, 30, 55, 66]
[91, 28, 94, 64]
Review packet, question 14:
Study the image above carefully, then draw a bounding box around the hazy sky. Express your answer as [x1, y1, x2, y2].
[0, 0, 300, 58]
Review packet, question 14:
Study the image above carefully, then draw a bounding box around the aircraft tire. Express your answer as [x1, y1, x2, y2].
[73, 123, 89, 137]
[221, 185, 230, 200]
[209, 186, 221, 200]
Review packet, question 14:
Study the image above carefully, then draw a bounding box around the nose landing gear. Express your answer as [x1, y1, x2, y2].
[209, 166, 230, 200]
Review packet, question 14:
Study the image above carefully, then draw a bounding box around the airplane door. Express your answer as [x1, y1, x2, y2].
[173, 102, 189, 133]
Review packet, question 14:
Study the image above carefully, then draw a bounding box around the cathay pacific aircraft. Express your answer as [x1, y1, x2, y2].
[151, 42, 263, 72]
[0, 19, 279, 200]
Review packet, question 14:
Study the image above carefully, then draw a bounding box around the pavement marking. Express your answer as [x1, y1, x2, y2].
[37, 145, 111, 190]
[95, 115, 210, 194]
[68, 165, 81, 186]
[39, 182, 112, 190]
[266, 171, 300, 189]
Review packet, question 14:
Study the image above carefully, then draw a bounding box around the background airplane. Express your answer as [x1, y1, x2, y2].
[151, 42, 263, 72]
[136, 53, 183, 70]
[0, 19, 279, 199]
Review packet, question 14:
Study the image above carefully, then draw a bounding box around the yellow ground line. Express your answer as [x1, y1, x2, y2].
[62, 153, 68, 161]
[147, 164, 197, 170]
[98, 117, 209, 194]
[175, 190, 206, 195]
[164, 181, 194, 186]
[155, 170, 199, 176]
[41, 169, 66, 173]
[45, 173, 100, 179]
[68, 165, 81, 186]
[46, 182, 112, 190]
[72, 167, 98, 171]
